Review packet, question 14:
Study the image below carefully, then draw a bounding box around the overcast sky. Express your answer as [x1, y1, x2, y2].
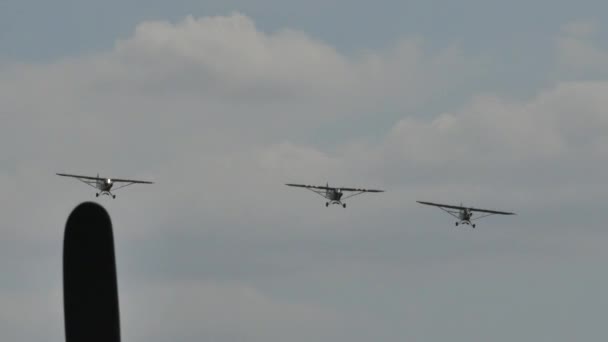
[2, 1, 608, 341]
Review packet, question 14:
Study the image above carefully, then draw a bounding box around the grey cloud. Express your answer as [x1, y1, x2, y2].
[3, 13, 608, 342]
[119, 280, 343, 342]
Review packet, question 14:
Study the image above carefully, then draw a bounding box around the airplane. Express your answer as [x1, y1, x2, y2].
[417, 201, 515, 228]
[57, 173, 153, 199]
[286, 183, 384, 208]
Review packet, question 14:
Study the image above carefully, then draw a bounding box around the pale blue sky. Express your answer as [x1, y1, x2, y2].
[1, 0, 606, 61]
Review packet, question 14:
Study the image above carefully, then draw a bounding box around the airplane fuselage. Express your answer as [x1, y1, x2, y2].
[97, 179, 114, 194]
[457, 209, 475, 227]
[326, 189, 343, 202]
[325, 189, 346, 207]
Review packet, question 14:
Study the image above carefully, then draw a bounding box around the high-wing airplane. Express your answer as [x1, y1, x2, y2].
[286, 183, 384, 208]
[417, 201, 515, 228]
[57, 173, 153, 198]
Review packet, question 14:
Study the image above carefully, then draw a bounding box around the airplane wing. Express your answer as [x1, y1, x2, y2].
[57, 173, 102, 181]
[417, 201, 466, 211]
[285, 183, 333, 190]
[286, 184, 384, 192]
[339, 187, 384, 193]
[417, 201, 514, 215]
[108, 178, 154, 184]
[287, 183, 384, 202]
[467, 207, 515, 215]
[57, 173, 153, 184]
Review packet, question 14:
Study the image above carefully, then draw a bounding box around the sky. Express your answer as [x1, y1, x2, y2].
[2, 1, 608, 341]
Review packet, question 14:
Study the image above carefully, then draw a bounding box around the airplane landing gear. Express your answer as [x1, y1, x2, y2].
[472, 224, 476, 228]
[325, 202, 329, 207]
[112, 194, 116, 199]
[342, 203, 346, 208]
[96, 193, 99, 197]
[455, 222, 459, 226]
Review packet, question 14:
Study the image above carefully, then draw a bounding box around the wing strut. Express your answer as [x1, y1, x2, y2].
[75, 178, 99, 190]
[111, 182, 140, 192]
[471, 213, 499, 221]
[437, 206, 461, 220]
[303, 187, 331, 200]
[342, 191, 367, 200]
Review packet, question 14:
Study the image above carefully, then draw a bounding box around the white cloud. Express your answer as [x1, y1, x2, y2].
[380, 81, 608, 164]
[336, 80, 608, 211]
[113, 14, 354, 95]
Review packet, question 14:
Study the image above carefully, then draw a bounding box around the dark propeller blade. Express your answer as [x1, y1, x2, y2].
[63, 202, 121, 342]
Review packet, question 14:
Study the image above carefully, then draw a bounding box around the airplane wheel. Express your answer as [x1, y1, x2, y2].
[455, 222, 459, 226]
[472, 224, 476, 228]
[96, 193, 99, 197]
[342, 203, 346, 208]
[112, 195, 116, 199]
[325, 202, 329, 207]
